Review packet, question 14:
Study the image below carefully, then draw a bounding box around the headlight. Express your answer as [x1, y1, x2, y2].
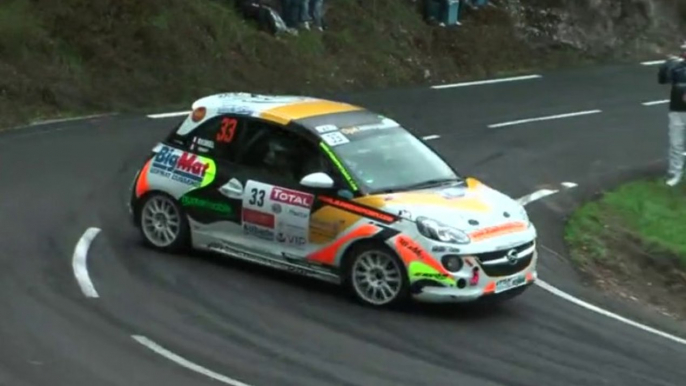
[416, 216, 470, 244]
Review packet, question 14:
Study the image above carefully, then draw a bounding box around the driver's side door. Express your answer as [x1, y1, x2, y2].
[229, 122, 351, 261]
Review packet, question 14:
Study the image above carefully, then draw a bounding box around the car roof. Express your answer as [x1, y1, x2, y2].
[176, 92, 401, 139]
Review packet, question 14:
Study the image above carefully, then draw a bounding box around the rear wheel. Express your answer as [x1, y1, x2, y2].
[345, 243, 410, 308]
[138, 193, 190, 252]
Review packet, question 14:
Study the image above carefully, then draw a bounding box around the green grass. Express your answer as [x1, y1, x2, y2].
[0, 0, 677, 129]
[565, 178, 686, 270]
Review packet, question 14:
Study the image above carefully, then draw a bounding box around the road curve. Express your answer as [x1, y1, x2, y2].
[1, 62, 686, 386]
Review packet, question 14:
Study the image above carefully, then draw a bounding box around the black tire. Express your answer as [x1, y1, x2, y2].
[137, 192, 191, 253]
[342, 241, 411, 308]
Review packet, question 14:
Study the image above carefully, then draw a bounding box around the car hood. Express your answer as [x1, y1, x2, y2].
[356, 178, 528, 232]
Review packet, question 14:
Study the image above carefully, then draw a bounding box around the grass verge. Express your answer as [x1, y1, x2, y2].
[565, 178, 686, 320]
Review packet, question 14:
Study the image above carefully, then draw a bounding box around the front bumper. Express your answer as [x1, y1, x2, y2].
[411, 249, 539, 303]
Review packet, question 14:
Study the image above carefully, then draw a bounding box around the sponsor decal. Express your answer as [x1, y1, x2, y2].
[320, 132, 350, 146]
[272, 203, 282, 214]
[431, 246, 461, 253]
[276, 232, 306, 246]
[469, 221, 527, 241]
[288, 208, 308, 218]
[242, 208, 275, 228]
[315, 124, 338, 134]
[196, 138, 215, 149]
[244, 223, 274, 241]
[180, 196, 233, 214]
[271, 187, 313, 208]
[150, 145, 215, 187]
[217, 106, 253, 115]
[398, 237, 428, 260]
[318, 196, 397, 224]
[415, 272, 450, 279]
[339, 118, 399, 135]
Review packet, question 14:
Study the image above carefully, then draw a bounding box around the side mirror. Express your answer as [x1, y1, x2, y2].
[300, 172, 335, 189]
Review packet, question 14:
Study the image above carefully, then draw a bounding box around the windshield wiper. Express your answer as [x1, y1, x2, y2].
[381, 178, 463, 193]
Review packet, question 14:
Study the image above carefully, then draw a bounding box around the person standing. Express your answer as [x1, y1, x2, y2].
[658, 41, 686, 186]
[309, 0, 324, 31]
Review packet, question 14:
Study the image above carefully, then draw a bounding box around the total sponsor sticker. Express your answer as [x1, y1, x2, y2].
[271, 187, 313, 208]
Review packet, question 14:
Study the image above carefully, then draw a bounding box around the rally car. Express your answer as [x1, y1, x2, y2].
[129, 93, 538, 307]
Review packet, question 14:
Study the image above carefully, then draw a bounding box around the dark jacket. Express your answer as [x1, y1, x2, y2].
[658, 58, 686, 111]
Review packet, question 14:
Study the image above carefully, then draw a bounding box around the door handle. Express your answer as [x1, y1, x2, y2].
[219, 178, 244, 199]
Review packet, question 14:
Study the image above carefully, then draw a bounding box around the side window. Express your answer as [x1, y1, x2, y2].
[187, 115, 244, 162]
[236, 120, 336, 187]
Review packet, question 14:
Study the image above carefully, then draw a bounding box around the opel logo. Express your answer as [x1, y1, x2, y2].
[506, 249, 518, 264]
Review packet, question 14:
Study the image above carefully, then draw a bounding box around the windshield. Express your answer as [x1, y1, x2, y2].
[330, 126, 461, 193]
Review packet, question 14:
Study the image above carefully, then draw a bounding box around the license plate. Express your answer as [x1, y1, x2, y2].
[495, 274, 526, 293]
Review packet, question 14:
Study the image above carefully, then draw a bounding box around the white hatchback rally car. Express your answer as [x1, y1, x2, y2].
[129, 93, 538, 308]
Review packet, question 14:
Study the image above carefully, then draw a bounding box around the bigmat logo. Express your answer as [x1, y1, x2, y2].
[151, 146, 215, 187]
[271, 187, 313, 208]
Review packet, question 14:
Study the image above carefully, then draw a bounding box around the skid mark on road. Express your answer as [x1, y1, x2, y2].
[72, 227, 101, 298]
[133, 335, 253, 386]
[519, 184, 686, 347]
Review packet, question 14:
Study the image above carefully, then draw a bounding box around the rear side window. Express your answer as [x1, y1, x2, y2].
[184, 115, 245, 162]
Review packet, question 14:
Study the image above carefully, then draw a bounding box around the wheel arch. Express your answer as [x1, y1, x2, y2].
[338, 232, 408, 283]
[132, 189, 185, 227]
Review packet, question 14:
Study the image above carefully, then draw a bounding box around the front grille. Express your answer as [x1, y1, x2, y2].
[475, 240, 534, 263]
[478, 252, 533, 277]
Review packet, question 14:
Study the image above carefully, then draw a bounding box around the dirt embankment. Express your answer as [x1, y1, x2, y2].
[0, 0, 683, 128]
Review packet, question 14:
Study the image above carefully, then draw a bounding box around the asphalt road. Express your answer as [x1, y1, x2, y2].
[1, 61, 686, 386]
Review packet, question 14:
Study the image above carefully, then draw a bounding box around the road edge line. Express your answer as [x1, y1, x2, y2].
[132, 335, 253, 386]
[148, 111, 191, 119]
[534, 280, 686, 346]
[519, 183, 686, 347]
[72, 227, 102, 298]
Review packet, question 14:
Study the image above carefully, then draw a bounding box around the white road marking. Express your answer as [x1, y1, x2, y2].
[516, 188, 559, 206]
[431, 74, 542, 89]
[148, 111, 191, 119]
[535, 280, 686, 346]
[72, 227, 101, 298]
[642, 99, 669, 106]
[518, 184, 686, 347]
[29, 113, 116, 127]
[422, 135, 440, 140]
[640, 60, 664, 66]
[487, 109, 602, 128]
[132, 335, 252, 386]
[561, 181, 578, 188]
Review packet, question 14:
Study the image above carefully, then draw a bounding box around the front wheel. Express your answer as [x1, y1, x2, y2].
[345, 243, 410, 308]
[138, 193, 190, 253]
